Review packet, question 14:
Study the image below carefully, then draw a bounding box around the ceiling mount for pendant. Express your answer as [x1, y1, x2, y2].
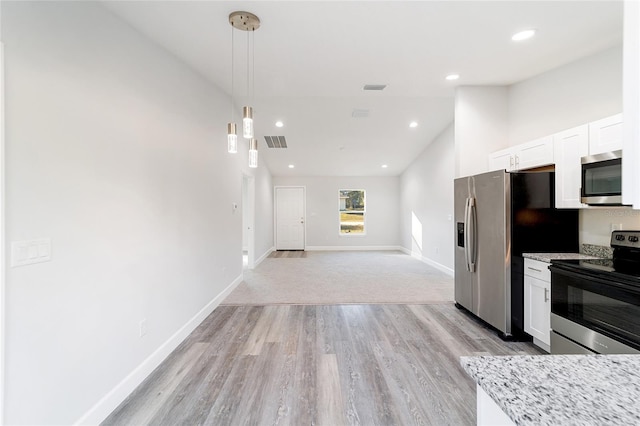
[229, 12, 261, 31]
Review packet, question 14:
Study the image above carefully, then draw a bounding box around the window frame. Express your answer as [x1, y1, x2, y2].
[338, 189, 366, 236]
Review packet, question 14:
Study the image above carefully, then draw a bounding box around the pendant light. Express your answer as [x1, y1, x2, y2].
[249, 138, 258, 168]
[229, 11, 260, 146]
[227, 123, 237, 153]
[243, 106, 254, 139]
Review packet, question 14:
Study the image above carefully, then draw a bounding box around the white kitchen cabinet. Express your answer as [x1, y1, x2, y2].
[623, 0, 640, 208]
[524, 258, 551, 352]
[477, 385, 515, 426]
[517, 136, 554, 170]
[488, 148, 515, 171]
[553, 125, 589, 209]
[588, 113, 623, 155]
[488, 136, 554, 172]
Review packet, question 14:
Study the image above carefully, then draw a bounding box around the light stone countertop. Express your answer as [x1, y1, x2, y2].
[461, 354, 640, 426]
[522, 252, 602, 263]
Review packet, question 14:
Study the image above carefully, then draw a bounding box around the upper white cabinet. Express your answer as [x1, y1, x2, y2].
[488, 136, 554, 172]
[588, 113, 623, 155]
[488, 149, 515, 172]
[491, 114, 623, 209]
[623, 0, 640, 208]
[553, 114, 623, 208]
[518, 136, 555, 170]
[554, 125, 589, 208]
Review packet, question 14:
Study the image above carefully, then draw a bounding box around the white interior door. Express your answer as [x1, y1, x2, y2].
[275, 187, 305, 250]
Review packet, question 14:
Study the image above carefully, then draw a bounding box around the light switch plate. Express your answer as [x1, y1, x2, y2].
[11, 238, 52, 267]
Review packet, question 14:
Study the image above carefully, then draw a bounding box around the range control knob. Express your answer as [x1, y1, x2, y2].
[629, 236, 639, 243]
[616, 234, 626, 241]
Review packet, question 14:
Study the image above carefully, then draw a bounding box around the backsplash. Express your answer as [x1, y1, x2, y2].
[580, 208, 640, 247]
[581, 244, 613, 258]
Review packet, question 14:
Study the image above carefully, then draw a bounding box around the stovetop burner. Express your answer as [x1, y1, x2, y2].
[554, 258, 640, 279]
[552, 230, 640, 282]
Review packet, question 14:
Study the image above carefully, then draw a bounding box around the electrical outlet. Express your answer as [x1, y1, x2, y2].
[139, 319, 147, 338]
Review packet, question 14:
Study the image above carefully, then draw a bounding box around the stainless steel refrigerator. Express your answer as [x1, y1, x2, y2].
[454, 170, 578, 338]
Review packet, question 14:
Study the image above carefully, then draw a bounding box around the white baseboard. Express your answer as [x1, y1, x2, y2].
[254, 246, 274, 267]
[399, 247, 454, 277]
[74, 274, 243, 426]
[305, 245, 403, 252]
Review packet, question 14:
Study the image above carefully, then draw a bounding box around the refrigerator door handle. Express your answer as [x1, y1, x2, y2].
[468, 197, 477, 272]
[464, 198, 469, 271]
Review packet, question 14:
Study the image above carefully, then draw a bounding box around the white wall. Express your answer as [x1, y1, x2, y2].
[454, 86, 509, 178]
[507, 45, 640, 245]
[508, 46, 623, 145]
[254, 165, 275, 259]
[399, 124, 455, 274]
[1, 2, 272, 424]
[272, 176, 400, 249]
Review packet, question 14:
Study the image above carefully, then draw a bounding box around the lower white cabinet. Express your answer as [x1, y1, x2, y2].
[477, 385, 515, 426]
[524, 259, 551, 351]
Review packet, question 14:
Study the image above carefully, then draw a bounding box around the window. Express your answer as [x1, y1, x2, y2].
[339, 189, 365, 234]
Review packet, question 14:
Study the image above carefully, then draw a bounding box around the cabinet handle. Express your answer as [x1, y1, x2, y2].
[515, 154, 520, 169]
[527, 267, 542, 273]
[544, 288, 549, 302]
[509, 156, 514, 169]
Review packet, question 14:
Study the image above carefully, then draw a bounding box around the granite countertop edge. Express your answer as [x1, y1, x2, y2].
[523, 252, 602, 263]
[460, 354, 640, 426]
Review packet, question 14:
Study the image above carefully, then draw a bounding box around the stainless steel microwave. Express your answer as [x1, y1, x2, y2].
[581, 150, 622, 205]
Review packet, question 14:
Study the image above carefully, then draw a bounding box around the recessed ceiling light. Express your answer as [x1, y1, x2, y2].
[275, 121, 284, 128]
[288, 164, 295, 169]
[512, 29, 536, 42]
[409, 121, 418, 128]
[382, 164, 388, 168]
[445, 74, 460, 81]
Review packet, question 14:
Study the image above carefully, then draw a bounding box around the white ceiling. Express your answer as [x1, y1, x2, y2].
[103, 1, 623, 177]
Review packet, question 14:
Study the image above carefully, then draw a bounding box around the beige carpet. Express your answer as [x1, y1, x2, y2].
[222, 250, 454, 305]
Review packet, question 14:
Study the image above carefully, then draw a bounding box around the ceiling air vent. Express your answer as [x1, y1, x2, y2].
[352, 108, 370, 118]
[264, 136, 287, 148]
[363, 84, 387, 91]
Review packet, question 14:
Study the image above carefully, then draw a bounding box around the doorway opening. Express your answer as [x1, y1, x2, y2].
[242, 175, 255, 270]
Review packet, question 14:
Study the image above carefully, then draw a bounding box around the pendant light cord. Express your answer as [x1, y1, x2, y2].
[231, 25, 234, 121]
[247, 30, 250, 100]
[252, 29, 255, 102]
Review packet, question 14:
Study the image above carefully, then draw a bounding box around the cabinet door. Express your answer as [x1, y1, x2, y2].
[516, 136, 554, 170]
[553, 125, 589, 209]
[488, 149, 513, 172]
[589, 113, 623, 155]
[524, 275, 551, 346]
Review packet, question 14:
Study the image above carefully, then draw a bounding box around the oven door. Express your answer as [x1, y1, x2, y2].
[550, 264, 640, 353]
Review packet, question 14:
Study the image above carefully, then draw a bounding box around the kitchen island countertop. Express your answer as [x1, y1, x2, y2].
[522, 252, 601, 263]
[461, 354, 640, 425]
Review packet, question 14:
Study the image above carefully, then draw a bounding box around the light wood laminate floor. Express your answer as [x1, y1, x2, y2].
[103, 304, 542, 426]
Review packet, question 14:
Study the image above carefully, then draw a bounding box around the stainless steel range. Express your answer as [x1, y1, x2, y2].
[549, 230, 640, 354]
